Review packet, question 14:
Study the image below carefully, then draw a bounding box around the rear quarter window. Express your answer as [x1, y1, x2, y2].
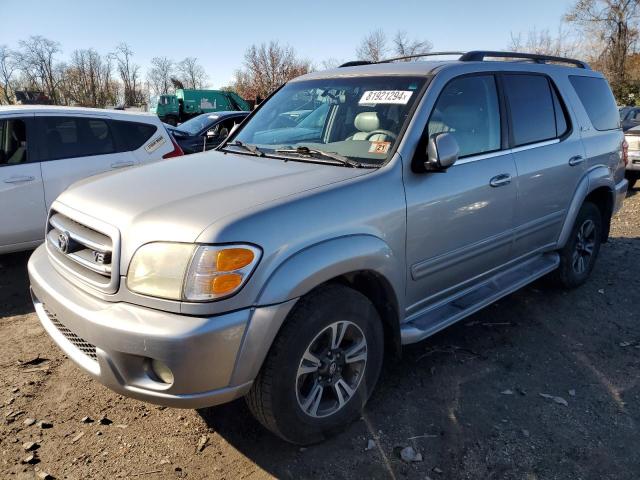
[110, 120, 158, 152]
[569, 76, 620, 131]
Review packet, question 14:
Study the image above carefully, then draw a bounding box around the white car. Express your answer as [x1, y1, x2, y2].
[0, 106, 183, 254]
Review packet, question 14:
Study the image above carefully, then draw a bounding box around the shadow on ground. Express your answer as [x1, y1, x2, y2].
[0, 250, 34, 317]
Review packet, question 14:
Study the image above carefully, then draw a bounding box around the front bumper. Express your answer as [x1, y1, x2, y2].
[28, 244, 296, 409]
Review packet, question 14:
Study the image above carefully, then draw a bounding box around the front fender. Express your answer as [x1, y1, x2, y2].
[557, 165, 614, 248]
[256, 234, 404, 309]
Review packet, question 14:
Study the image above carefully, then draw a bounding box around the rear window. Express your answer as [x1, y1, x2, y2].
[503, 74, 569, 147]
[110, 120, 158, 152]
[569, 76, 620, 131]
[39, 116, 115, 161]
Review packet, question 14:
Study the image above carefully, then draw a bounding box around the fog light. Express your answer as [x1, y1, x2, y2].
[150, 359, 174, 384]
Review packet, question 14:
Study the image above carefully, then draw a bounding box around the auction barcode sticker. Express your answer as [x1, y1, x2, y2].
[145, 135, 166, 153]
[359, 90, 413, 104]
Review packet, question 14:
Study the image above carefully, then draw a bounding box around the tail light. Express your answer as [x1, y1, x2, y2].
[622, 138, 629, 167]
[163, 135, 184, 159]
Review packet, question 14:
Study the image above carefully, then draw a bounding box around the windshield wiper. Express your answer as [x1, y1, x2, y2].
[275, 146, 361, 167]
[225, 141, 265, 157]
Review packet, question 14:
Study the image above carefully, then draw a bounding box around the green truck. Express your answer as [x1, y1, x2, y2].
[149, 89, 250, 125]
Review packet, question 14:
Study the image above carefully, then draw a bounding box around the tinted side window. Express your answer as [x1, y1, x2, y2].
[504, 74, 557, 146]
[428, 75, 501, 158]
[0, 118, 28, 165]
[569, 76, 620, 131]
[110, 120, 157, 152]
[40, 116, 115, 161]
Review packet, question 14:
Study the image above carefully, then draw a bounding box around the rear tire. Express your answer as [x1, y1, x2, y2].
[165, 116, 178, 126]
[553, 201, 602, 289]
[246, 284, 384, 445]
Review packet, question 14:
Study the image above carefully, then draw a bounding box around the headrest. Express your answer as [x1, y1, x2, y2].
[354, 112, 380, 132]
[441, 105, 479, 131]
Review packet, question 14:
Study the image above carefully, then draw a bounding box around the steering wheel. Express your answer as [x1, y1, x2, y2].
[364, 129, 397, 141]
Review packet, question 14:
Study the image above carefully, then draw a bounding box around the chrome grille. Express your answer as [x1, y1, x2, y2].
[44, 306, 97, 362]
[46, 210, 119, 293]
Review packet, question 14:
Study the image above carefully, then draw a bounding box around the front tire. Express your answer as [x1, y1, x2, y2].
[553, 201, 602, 288]
[246, 284, 384, 445]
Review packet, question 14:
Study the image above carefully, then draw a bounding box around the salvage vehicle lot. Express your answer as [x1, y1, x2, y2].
[0, 195, 639, 479]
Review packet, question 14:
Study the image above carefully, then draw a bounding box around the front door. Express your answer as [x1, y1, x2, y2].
[404, 74, 517, 316]
[0, 114, 46, 250]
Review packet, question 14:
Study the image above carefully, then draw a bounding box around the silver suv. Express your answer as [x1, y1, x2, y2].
[28, 51, 628, 444]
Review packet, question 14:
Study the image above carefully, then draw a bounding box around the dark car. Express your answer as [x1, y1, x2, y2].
[620, 106, 640, 131]
[165, 111, 249, 154]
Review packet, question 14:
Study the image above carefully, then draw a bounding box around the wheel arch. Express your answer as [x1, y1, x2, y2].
[558, 167, 615, 247]
[256, 235, 404, 352]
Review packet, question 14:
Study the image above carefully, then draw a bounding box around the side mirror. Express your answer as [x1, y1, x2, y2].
[206, 129, 217, 139]
[425, 132, 459, 171]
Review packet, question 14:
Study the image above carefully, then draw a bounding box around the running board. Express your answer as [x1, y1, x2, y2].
[400, 252, 560, 345]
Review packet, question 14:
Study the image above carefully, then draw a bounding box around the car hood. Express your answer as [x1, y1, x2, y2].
[56, 151, 371, 264]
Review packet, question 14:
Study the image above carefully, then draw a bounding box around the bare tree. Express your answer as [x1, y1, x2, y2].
[147, 56, 174, 95]
[356, 29, 388, 62]
[320, 58, 345, 70]
[15, 36, 63, 103]
[0, 45, 17, 104]
[176, 57, 207, 89]
[508, 26, 579, 57]
[393, 31, 433, 58]
[112, 43, 143, 106]
[61, 49, 117, 107]
[231, 41, 311, 99]
[566, 0, 640, 96]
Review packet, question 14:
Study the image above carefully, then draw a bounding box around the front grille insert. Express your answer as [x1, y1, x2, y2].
[46, 210, 118, 293]
[44, 306, 98, 362]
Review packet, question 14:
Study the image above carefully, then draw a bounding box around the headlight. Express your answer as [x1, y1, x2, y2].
[127, 242, 261, 301]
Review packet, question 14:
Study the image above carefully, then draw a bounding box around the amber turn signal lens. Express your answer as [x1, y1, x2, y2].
[211, 273, 243, 295]
[216, 248, 254, 271]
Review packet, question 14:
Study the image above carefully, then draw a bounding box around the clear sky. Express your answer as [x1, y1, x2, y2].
[1, 0, 575, 88]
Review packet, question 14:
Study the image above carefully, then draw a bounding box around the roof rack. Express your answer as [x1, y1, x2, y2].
[459, 50, 590, 69]
[339, 52, 465, 68]
[339, 50, 590, 69]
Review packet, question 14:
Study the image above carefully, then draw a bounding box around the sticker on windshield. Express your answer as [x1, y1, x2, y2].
[369, 141, 391, 154]
[145, 135, 166, 154]
[359, 90, 413, 105]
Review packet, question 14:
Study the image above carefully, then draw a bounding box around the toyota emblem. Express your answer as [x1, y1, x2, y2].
[57, 231, 71, 253]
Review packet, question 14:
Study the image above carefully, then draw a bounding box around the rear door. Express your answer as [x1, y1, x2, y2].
[0, 113, 46, 249]
[109, 118, 165, 164]
[36, 114, 138, 208]
[503, 73, 585, 258]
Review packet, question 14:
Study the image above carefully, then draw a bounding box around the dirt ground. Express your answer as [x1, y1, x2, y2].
[1, 193, 639, 480]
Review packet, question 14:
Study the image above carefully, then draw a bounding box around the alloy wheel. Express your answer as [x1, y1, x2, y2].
[572, 218, 596, 275]
[295, 321, 368, 418]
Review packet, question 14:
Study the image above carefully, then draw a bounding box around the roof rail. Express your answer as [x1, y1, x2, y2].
[459, 50, 590, 69]
[339, 50, 590, 69]
[339, 52, 465, 68]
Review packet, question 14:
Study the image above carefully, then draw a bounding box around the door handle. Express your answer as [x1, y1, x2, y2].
[489, 173, 511, 187]
[568, 155, 585, 166]
[110, 161, 134, 169]
[3, 175, 35, 184]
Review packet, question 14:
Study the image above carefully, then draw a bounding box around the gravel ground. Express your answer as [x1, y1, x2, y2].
[1, 192, 639, 479]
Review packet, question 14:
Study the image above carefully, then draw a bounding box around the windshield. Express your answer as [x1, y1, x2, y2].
[149, 95, 159, 109]
[230, 76, 427, 165]
[177, 114, 218, 135]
